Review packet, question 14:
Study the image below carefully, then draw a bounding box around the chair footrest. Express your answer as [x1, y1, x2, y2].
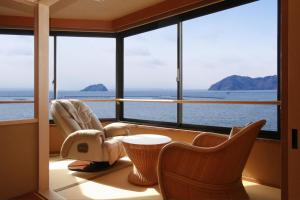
[68, 160, 111, 172]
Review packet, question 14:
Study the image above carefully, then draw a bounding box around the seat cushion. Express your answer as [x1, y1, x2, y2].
[103, 137, 126, 164]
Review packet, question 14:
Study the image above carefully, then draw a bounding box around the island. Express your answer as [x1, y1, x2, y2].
[208, 75, 277, 90]
[80, 84, 108, 92]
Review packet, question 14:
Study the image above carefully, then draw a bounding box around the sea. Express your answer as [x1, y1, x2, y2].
[0, 90, 278, 132]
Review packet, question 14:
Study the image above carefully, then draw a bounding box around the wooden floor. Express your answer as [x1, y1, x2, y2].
[50, 156, 281, 200]
[11, 193, 46, 200]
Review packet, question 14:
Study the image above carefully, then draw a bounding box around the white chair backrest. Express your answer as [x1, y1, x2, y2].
[51, 99, 104, 138]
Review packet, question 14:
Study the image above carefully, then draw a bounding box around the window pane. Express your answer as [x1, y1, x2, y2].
[49, 36, 54, 100]
[124, 91, 177, 122]
[0, 103, 34, 121]
[0, 35, 34, 120]
[183, 91, 277, 131]
[124, 25, 177, 122]
[57, 37, 116, 118]
[182, 0, 278, 131]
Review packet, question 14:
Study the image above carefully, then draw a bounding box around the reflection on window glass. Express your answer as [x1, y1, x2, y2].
[56, 37, 116, 118]
[182, 0, 278, 131]
[0, 34, 34, 120]
[124, 25, 177, 122]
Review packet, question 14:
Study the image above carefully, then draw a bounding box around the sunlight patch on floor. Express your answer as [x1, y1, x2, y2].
[243, 180, 259, 187]
[77, 182, 160, 200]
[49, 157, 88, 190]
[49, 156, 132, 191]
[49, 158, 73, 171]
[244, 180, 281, 200]
[57, 167, 162, 200]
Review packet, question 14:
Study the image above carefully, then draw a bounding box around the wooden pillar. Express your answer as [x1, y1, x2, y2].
[34, 3, 49, 191]
[287, 0, 300, 198]
[281, 0, 288, 199]
[281, 0, 300, 199]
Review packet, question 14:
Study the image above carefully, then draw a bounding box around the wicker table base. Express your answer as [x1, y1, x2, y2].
[122, 134, 171, 186]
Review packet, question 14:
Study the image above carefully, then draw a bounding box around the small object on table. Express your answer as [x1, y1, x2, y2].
[122, 134, 171, 186]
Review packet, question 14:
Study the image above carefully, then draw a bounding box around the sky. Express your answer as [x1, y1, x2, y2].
[0, 0, 277, 90]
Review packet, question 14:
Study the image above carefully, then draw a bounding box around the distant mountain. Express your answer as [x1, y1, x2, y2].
[208, 75, 277, 90]
[80, 84, 108, 92]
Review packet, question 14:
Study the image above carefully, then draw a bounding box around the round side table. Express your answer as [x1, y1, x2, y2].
[122, 134, 171, 186]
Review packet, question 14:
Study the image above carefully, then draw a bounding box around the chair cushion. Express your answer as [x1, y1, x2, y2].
[103, 137, 126, 164]
[51, 99, 104, 137]
[61, 129, 105, 158]
[69, 99, 104, 131]
[104, 122, 130, 137]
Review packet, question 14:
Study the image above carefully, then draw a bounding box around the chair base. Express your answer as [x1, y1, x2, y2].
[68, 160, 111, 172]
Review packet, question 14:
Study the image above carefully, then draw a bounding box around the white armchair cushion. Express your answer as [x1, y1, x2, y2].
[61, 129, 105, 159]
[103, 137, 126, 165]
[104, 122, 130, 138]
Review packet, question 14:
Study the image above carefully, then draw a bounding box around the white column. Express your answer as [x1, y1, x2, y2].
[34, 3, 49, 191]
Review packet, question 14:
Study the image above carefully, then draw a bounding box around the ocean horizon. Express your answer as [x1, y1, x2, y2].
[0, 89, 278, 132]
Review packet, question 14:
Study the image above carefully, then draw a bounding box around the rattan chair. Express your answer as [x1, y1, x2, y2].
[158, 120, 266, 200]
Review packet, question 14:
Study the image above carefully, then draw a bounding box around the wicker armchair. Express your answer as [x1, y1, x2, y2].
[158, 120, 266, 200]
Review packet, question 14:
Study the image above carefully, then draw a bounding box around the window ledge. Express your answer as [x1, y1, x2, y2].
[0, 118, 38, 126]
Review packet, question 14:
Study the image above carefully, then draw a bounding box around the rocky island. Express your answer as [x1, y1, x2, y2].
[80, 84, 108, 92]
[209, 75, 277, 90]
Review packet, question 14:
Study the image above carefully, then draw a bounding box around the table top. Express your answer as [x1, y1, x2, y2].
[122, 134, 171, 145]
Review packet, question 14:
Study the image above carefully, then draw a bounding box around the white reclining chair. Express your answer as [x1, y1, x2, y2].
[51, 99, 129, 171]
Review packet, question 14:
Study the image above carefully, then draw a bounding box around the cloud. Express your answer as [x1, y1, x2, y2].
[162, 33, 177, 43]
[0, 48, 33, 56]
[125, 48, 151, 57]
[146, 58, 165, 68]
[9, 48, 33, 56]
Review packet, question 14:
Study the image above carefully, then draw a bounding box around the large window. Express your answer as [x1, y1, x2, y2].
[55, 36, 116, 119]
[182, 0, 278, 131]
[121, 0, 278, 136]
[124, 25, 177, 122]
[0, 34, 34, 121]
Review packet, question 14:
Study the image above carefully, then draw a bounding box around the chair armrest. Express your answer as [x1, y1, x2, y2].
[104, 122, 130, 138]
[192, 132, 228, 147]
[61, 129, 105, 158]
